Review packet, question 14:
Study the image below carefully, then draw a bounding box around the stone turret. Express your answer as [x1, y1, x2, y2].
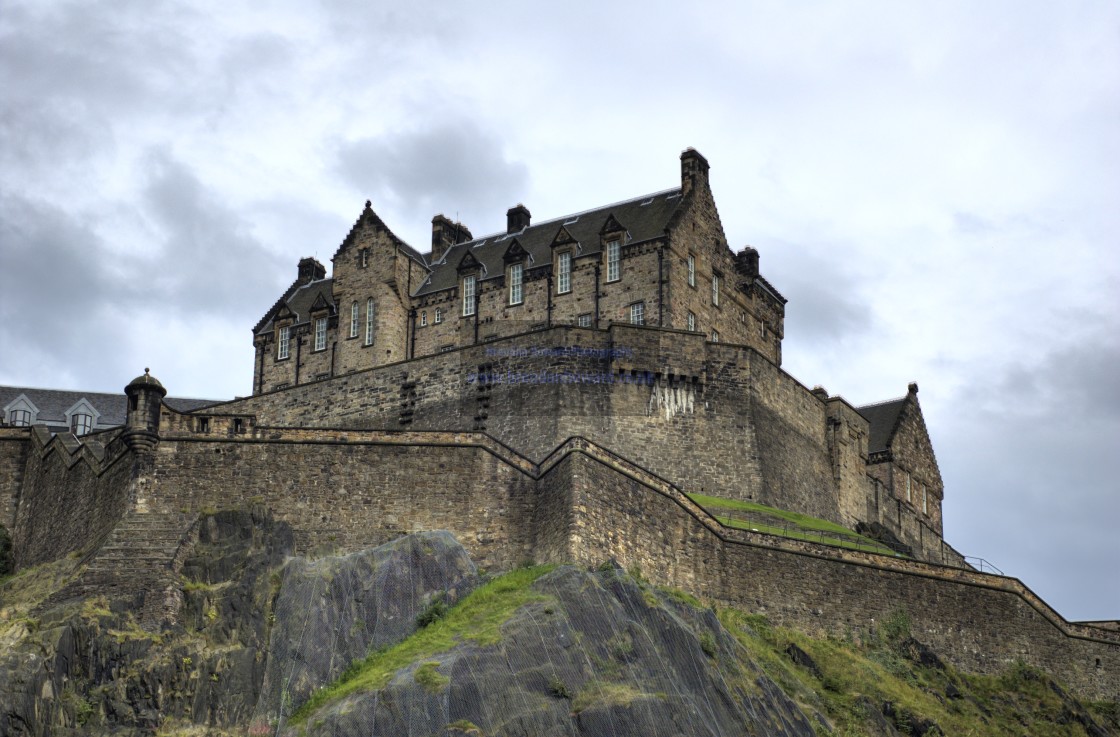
[123, 368, 166, 452]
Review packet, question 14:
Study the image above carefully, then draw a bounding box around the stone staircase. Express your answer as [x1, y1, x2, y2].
[41, 510, 198, 625]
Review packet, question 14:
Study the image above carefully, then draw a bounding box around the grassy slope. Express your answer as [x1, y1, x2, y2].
[289, 564, 557, 723]
[292, 565, 1118, 736]
[687, 493, 900, 556]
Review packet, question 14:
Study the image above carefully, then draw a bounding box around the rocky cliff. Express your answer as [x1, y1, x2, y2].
[0, 511, 1115, 736]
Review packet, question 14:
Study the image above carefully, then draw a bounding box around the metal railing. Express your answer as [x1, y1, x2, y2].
[964, 556, 1005, 576]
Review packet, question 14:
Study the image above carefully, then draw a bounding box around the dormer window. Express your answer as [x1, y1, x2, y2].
[606, 241, 620, 282]
[462, 275, 476, 316]
[557, 251, 571, 294]
[70, 413, 93, 435]
[9, 409, 30, 426]
[508, 263, 523, 305]
[277, 326, 291, 359]
[314, 317, 327, 351]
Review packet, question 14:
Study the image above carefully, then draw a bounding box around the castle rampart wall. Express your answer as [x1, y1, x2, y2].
[142, 433, 538, 573]
[0, 428, 30, 530]
[201, 325, 850, 526]
[561, 444, 1119, 701]
[13, 428, 135, 569]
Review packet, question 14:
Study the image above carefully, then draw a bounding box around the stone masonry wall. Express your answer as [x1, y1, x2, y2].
[564, 447, 1119, 701]
[0, 429, 30, 529]
[200, 325, 848, 524]
[13, 429, 135, 569]
[143, 434, 538, 573]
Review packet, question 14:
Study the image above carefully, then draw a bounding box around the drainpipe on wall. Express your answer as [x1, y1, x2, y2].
[294, 335, 301, 386]
[330, 340, 336, 378]
[657, 246, 664, 327]
[408, 308, 416, 359]
[594, 262, 601, 328]
[547, 273, 553, 327]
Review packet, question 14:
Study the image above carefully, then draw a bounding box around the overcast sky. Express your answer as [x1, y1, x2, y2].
[1, 1, 1117, 621]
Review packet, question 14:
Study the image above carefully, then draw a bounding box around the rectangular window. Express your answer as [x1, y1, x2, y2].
[360, 249, 369, 268]
[435, 308, 443, 324]
[350, 302, 358, 338]
[630, 302, 644, 325]
[557, 251, 571, 294]
[420, 310, 427, 326]
[687, 311, 696, 332]
[9, 409, 31, 426]
[711, 329, 720, 342]
[688, 254, 695, 287]
[509, 263, 523, 305]
[922, 487, 928, 514]
[606, 241, 620, 282]
[712, 273, 720, 306]
[577, 313, 592, 327]
[71, 413, 93, 435]
[905, 472, 912, 502]
[314, 317, 327, 351]
[277, 326, 290, 359]
[365, 299, 374, 345]
[462, 276, 476, 316]
[197, 417, 210, 433]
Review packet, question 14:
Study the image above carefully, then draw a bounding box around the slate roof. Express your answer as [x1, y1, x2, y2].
[414, 187, 684, 296]
[255, 278, 335, 335]
[856, 396, 908, 454]
[0, 386, 222, 431]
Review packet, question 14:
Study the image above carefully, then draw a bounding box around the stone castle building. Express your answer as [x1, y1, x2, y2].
[0, 148, 1115, 700]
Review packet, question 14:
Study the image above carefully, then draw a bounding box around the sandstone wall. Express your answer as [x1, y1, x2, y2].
[143, 432, 538, 573]
[564, 448, 1119, 701]
[13, 429, 135, 568]
[200, 325, 845, 522]
[0, 428, 30, 529]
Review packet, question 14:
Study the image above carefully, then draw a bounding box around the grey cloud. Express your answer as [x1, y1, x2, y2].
[335, 122, 530, 235]
[138, 150, 287, 316]
[940, 326, 1120, 620]
[764, 241, 874, 344]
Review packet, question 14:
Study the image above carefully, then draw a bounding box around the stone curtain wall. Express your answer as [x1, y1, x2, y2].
[0, 428, 30, 529]
[202, 325, 851, 524]
[144, 433, 539, 573]
[563, 448, 1119, 701]
[12, 428, 135, 568]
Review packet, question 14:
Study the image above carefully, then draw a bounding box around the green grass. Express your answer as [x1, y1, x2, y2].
[717, 607, 1118, 737]
[290, 564, 556, 723]
[686, 493, 899, 556]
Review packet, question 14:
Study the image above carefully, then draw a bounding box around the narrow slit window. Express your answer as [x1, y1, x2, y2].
[607, 241, 620, 282]
[365, 299, 375, 345]
[462, 276, 476, 316]
[557, 251, 571, 294]
[314, 317, 327, 351]
[509, 263, 523, 305]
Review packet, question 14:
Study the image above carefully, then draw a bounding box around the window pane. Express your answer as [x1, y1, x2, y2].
[350, 302, 358, 337]
[463, 276, 476, 316]
[607, 242, 620, 282]
[509, 263, 523, 305]
[558, 252, 571, 294]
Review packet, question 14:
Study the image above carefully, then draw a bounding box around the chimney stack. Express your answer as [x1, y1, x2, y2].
[680, 147, 710, 196]
[507, 204, 531, 234]
[431, 214, 473, 262]
[297, 257, 326, 283]
[735, 247, 760, 279]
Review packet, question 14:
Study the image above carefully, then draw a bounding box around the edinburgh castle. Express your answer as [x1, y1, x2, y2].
[1, 148, 1116, 704]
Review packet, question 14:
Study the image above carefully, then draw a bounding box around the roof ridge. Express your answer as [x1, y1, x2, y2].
[856, 394, 908, 410]
[455, 186, 682, 246]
